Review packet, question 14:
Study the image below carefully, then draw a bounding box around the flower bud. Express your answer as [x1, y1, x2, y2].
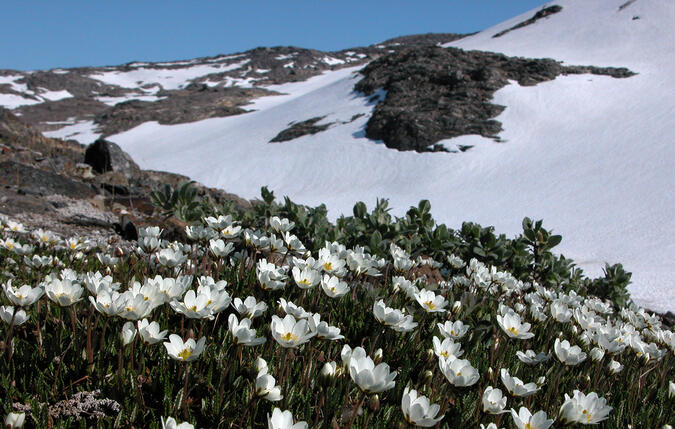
[514, 303, 526, 313]
[669, 380, 675, 399]
[423, 370, 434, 384]
[320, 362, 337, 379]
[426, 348, 435, 361]
[578, 332, 591, 346]
[120, 321, 137, 346]
[536, 376, 546, 386]
[368, 394, 380, 411]
[373, 348, 383, 364]
[452, 301, 462, 314]
[590, 347, 605, 362]
[255, 357, 268, 374]
[487, 367, 494, 379]
[662, 425, 672, 429]
[571, 325, 579, 335]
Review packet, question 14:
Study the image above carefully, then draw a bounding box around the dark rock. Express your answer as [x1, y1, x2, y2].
[270, 116, 332, 142]
[64, 214, 111, 228]
[355, 46, 635, 152]
[84, 138, 141, 179]
[493, 5, 563, 38]
[0, 161, 96, 199]
[113, 214, 138, 241]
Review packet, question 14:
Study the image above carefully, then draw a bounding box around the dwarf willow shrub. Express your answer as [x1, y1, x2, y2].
[205, 187, 631, 311]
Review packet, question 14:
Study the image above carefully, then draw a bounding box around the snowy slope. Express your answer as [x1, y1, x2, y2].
[110, 0, 675, 312]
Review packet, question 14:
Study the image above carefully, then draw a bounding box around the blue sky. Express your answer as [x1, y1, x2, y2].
[1, 1, 550, 71]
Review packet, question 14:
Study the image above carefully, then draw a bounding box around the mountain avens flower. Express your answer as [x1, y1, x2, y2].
[401, 386, 444, 427]
[559, 390, 612, 424]
[163, 334, 206, 362]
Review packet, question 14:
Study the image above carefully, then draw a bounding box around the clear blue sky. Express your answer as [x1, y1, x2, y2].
[1, 1, 550, 71]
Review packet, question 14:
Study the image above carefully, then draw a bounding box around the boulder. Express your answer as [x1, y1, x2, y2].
[84, 138, 141, 179]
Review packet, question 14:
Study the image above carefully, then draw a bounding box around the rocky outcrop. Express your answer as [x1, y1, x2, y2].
[2, 33, 468, 142]
[0, 107, 250, 240]
[493, 5, 563, 38]
[84, 138, 140, 179]
[270, 117, 331, 142]
[355, 46, 635, 152]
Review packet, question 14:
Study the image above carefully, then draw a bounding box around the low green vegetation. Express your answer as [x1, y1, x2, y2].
[0, 184, 671, 428]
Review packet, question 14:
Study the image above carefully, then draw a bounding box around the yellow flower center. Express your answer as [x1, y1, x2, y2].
[178, 348, 193, 360]
[456, 371, 462, 376]
[440, 351, 449, 358]
[450, 330, 457, 336]
[189, 305, 198, 312]
[424, 301, 435, 310]
[508, 326, 519, 335]
[125, 306, 134, 312]
[525, 424, 534, 429]
[323, 262, 333, 271]
[281, 332, 298, 343]
[299, 279, 310, 286]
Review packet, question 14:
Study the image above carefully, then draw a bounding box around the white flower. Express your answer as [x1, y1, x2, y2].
[309, 313, 344, 341]
[256, 370, 283, 401]
[318, 249, 347, 276]
[270, 314, 316, 348]
[257, 259, 287, 291]
[439, 356, 479, 387]
[118, 293, 153, 320]
[270, 216, 295, 233]
[437, 320, 469, 339]
[500, 368, 540, 397]
[348, 346, 397, 393]
[401, 386, 444, 427]
[278, 298, 312, 319]
[228, 314, 266, 346]
[0, 306, 29, 326]
[291, 266, 321, 289]
[551, 300, 573, 322]
[138, 319, 168, 345]
[516, 350, 551, 365]
[554, 338, 587, 366]
[669, 380, 675, 398]
[432, 336, 463, 359]
[497, 312, 534, 340]
[161, 416, 194, 429]
[372, 299, 418, 332]
[4, 412, 25, 429]
[608, 359, 623, 374]
[170, 290, 214, 320]
[320, 274, 350, 298]
[156, 248, 187, 268]
[96, 253, 119, 267]
[232, 296, 268, 319]
[163, 334, 206, 362]
[510, 407, 554, 429]
[209, 239, 234, 258]
[220, 224, 242, 239]
[559, 390, 612, 425]
[590, 346, 605, 362]
[3, 281, 43, 307]
[44, 278, 84, 306]
[414, 289, 448, 313]
[283, 232, 306, 254]
[89, 290, 124, 316]
[120, 321, 137, 346]
[482, 386, 507, 414]
[267, 407, 307, 429]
